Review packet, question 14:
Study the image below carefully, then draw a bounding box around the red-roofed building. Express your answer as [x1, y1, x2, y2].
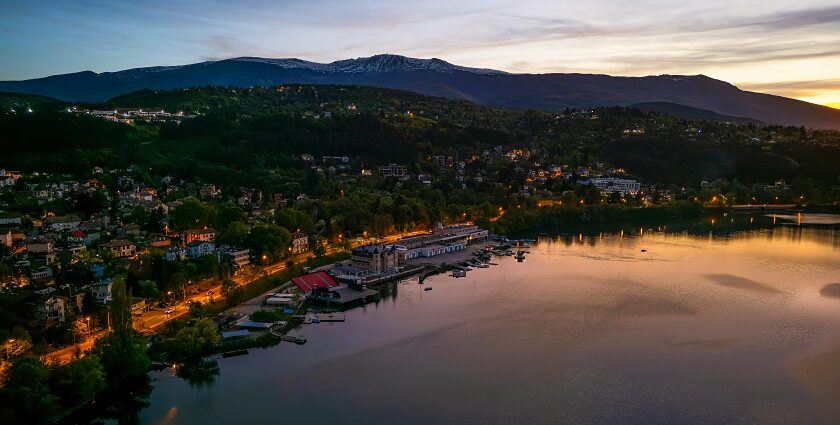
[291, 271, 339, 293]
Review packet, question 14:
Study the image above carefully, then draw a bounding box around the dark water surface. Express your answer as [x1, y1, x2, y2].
[115, 219, 840, 424]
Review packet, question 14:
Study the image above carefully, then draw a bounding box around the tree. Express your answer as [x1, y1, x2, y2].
[145, 206, 165, 232]
[312, 240, 326, 258]
[372, 213, 394, 236]
[167, 271, 186, 301]
[110, 277, 133, 336]
[216, 221, 249, 247]
[220, 278, 236, 299]
[2, 327, 33, 360]
[246, 223, 291, 263]
[198, 254, 219, 276]
[217, 262, 231, 281]
[93, 277, 150, 386]
[163, 318, 220, 362]
[93, 332, 150, 387]
[71, 317, 90, 343]
[73, 190, 106, 216]
[170, 197, 215, 230]
[274, 208, 315, 234]
[0, 357, 58, 424]
[189, 301, 206, 317]
[50, 355, 105, 406]
[214, 202, 246, 231]
[137, 280, 160, 298]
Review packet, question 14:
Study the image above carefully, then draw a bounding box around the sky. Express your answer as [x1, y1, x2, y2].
[1, 0, 839, 108]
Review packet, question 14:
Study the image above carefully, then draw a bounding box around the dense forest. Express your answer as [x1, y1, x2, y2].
[2, 86, 839, 214]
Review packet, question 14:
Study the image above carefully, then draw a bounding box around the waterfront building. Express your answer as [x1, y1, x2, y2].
[390, 223, 488, 261]
[292, 271, 375, 305]
[351, 245, 399, 274]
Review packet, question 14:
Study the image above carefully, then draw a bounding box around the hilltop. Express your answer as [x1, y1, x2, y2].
[2, 54, 839, 129]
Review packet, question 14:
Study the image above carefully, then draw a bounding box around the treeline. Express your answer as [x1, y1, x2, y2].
[492, 202, 705, 235]
[2, 86, 840, 200]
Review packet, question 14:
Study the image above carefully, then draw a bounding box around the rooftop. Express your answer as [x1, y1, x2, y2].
[291, 271, 339, 293]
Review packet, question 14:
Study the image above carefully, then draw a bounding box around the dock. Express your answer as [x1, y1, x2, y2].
[296, 312, 347, 323]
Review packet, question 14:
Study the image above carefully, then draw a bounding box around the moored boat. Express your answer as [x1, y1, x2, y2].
[281, 335, 308, 344]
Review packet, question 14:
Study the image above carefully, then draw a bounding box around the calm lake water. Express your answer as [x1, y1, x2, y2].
[101, 215, 840, 424]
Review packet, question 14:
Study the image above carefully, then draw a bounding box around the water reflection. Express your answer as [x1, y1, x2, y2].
[83, 215, 840, 425]
[175, 359, 220, 388]
[61, 376, 152, 425]
[532, 214, 840, 252]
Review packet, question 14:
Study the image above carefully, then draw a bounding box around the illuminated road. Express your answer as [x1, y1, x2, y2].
[46, 230, 433, 363]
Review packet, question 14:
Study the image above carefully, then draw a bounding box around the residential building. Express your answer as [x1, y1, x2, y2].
[0, 213, 22, 226]
[90, 279, 114, 304]
[149, 236, 171, 248]
[199, 184, 222, 199]
[218, 246, 250, 267]
[187, 240, 215, 258]
[291, 232, 309, 255]
[183, 227, 216, 244]
[165, 246, 189, 262]
[46, 215, 82, 231]
[58, 291, 85, 317]
[100, 239, 137, 258]
[583, 177, 641, 195]
[378, 163, 408, 178]
[30, 295, 66, 325]
[26, 239, 54, 254]
[31, 266, 54, 280]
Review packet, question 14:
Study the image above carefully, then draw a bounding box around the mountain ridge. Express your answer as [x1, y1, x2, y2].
[1, 54, 838, 129]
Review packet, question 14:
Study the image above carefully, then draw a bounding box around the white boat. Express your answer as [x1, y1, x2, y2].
[281, 335, 307, 344]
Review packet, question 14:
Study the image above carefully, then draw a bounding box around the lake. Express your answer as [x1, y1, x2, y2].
[95, 215, 840, 424]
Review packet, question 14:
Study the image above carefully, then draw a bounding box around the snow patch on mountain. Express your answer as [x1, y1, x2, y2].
[231, 54, 507, 75]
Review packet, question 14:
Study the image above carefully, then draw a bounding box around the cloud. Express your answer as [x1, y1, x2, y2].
[740, 79, 840, 97]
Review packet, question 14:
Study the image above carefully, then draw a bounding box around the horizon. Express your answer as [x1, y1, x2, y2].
[2, 1, 839, 108]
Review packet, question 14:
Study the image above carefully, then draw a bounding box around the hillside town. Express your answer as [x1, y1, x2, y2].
[0, 162, 498, 364]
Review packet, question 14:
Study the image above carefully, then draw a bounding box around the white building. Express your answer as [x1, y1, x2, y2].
[187, 241, 215, 258]
[583, 178, 641, 195]
[90, 279, 114, 304]
[378, 163, 408, 178]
